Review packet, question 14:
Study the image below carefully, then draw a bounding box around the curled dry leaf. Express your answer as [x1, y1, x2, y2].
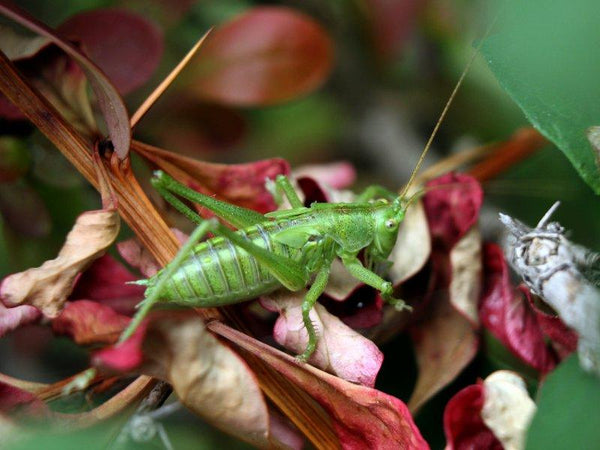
[58, 8, 163, 95]
[191, 7, 334, 105]
[210, 321, 428, 450]
[52, 300, 130, 345]
[388, 199, 431, 286]
[99, 313, 272, 448]
[261, 290, 384, 387]
[479, 243, 559, 374]
[448, 227, 482, 326]
[481, 371, 536, 450]
[0, 302, 40, 338]
[0, 209, 119, 318]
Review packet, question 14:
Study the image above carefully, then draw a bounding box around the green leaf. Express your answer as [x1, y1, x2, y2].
[481, 0, 600, 193]
[525, 354, 600, 449]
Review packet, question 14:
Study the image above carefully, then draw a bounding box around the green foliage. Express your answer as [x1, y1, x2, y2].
[481, 0, 600, 194]
[526, 354, 600, 449]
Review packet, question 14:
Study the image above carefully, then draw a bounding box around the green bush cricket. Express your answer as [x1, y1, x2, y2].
[118, 31, 482, 362]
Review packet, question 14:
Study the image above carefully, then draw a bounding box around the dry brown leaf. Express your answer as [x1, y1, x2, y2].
[141, 314, 271, 448]
[1, 209, 119, 317]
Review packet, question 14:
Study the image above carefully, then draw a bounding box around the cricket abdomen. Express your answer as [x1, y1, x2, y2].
[152, 221, 304, 306]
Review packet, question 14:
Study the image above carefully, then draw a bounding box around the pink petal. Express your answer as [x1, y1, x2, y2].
[52, 300, 130, 345]
[0, 301, 40, 338]
[261, 291, 383, 387]
[479, 243, 558, 374]
[423, 173, 483, 250]
[443, 383, 503, 450]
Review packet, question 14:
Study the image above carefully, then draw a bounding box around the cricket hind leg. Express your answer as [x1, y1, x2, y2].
[266, 174, 303, 209]
[118, 218, 219, 343]
[355, 185, 398, 203]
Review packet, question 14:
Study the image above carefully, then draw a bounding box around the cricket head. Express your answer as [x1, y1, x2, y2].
[368, 197, 408, 262]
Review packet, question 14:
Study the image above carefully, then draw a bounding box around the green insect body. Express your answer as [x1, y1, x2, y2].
[120, 171, 413, 361]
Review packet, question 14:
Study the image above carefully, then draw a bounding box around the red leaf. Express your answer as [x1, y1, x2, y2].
[423, 173, 483, 250]
[443, 383, 503, 450]
[191, 7, 334, 105]
[210, 321, 429, 449]
[93, 321, 145, 372]
[58, 9, 163, 95]
[479, 243, 558, 374]
[52, 300, 130, 345]
[70, 254, 144, 314]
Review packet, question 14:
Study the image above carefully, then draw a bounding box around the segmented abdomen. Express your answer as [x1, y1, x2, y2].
[156, 221, 302, 306]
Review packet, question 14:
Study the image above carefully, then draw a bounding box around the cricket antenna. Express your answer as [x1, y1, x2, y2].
[401, 17, 498, 198]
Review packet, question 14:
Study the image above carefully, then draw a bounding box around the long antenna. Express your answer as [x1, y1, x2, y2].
[401, 18, 497, 198]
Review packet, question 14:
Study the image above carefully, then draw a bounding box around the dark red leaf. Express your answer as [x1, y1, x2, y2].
[443, 383, 503, 450]
[191, 7, 334, 105]
[70, 254, 144, 315]
[52, 300, 130, 345]
[58, 9, 163, 95]
[423, 173, 483, 250]
[479, 243, 559, 374]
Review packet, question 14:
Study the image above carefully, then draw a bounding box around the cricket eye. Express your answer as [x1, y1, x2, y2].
[385, 219, 397, 229]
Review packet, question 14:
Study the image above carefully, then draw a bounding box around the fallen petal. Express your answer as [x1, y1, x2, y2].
[0, 302, 40, 338]
[261, 290, 383, 387]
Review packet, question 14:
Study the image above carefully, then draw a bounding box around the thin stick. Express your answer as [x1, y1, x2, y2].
[130, 29, 212, 128]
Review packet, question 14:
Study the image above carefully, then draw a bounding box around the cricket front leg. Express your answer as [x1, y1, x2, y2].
[340, 252, 412, 311]
[297, 264, 331, 362]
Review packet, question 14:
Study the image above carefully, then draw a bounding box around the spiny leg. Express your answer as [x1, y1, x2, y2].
[355, 185, 398, 203]
[152, 171, 265, 228]
[340, 252, 412, 311]
[118, 218, 219, 343]
[266, 174, 303, 209]
[297, 264, 331, 362]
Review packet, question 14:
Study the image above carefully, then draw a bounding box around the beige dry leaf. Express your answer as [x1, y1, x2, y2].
[141, 314, 271, 448]
[481, 371, 536, 450]
[449, 227, 482, 325]
[1, 209, 119, 317]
